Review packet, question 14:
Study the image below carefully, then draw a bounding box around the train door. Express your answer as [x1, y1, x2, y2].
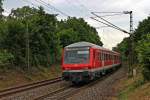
[94, 49, 99, 68]
[101, 50, 104, 67]
[112, 55, 115, 64]
[96, 50, 102, 68]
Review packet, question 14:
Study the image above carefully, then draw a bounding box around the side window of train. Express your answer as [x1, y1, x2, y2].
[102, 52, 104, 61]
[110, 54, 112, 60]
[102, 52, 103, 61]
[99, 52, 101, 61]
[104, 53, 105, 61]
[97, 51, 100, 61]
[106, 54, 108, 60]
[101, 52, 103, 61]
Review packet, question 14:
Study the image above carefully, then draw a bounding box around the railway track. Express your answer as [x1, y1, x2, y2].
[34, 85, 72, 100]
[34, 67, 121, 100]
[0, 77, 62, 98]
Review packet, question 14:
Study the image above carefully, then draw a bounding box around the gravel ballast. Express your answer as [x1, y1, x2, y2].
[66, 66, 127, 100]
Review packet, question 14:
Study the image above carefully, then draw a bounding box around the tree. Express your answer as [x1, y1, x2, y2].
[1, 6, 61, 68]
[0, 0, 4, 18]
[113, 37, 130, 61]
[136, 34, 150, 81]
[58, 17, 103, 46]
[1, 18, 26, 66]
[58, 28, 79, 47]
[134, 17, 150, 42]
[0, 6, 103, 70]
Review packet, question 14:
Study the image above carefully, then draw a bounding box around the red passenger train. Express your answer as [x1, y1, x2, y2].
[61, 42, 121, 84]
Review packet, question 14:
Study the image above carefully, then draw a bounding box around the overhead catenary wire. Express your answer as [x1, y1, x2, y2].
[22, 0, 69, 17]
[22, 0, 39, 8]
[37, 0, 69, 17]
[22, 0, 52, 13]
[91, 12, 130, 34]
[97, 13, 124, 17]
[90, 17, 129, 35]
[92, 12, 123, 14]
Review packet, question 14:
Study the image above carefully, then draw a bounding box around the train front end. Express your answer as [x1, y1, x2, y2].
[62, 46, 92, 83]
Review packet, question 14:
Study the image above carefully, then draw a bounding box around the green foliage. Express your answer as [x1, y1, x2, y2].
[0, 50, 14, 64]
[136, 34, 150, 81]
[115, 16, 150, 81]
[113, 37, 130, 61]
[58, 17, 103, 46]
[0, 6, 103, 69]
[2, 18, 26, 66]
[134, 18, 150, 80]
[58, 28, 79, 47]
[134, 17, 150, 42]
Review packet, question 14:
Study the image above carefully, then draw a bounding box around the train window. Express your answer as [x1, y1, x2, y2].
[110, 55, 111, 60]
[107, 54, 108, 60]
[103, 53, 105, 60]
[101, 52, 103, 60]
[99, 52, 101, 61]
[97, 52, 100, 60]
[64, 48, 89, 64]
[106, 54, 108, 60]
[102, 52, 105, 60]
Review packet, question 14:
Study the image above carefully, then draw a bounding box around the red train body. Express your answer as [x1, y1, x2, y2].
[61, 42, 121, 83]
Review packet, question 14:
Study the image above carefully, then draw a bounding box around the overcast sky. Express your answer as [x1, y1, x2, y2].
[3, 0, 150, 49]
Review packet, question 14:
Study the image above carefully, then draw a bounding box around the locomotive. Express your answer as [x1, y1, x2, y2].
[61, 42, 121, 84]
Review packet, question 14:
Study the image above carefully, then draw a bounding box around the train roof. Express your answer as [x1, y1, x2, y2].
[65, 41, 120, 54]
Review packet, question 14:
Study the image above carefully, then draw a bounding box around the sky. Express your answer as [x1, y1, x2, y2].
[2, 0, 150, 49]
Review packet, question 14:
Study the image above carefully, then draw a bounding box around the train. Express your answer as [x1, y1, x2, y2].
[61, 42, 121, 84]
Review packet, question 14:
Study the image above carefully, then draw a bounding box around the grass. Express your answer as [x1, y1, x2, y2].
[0, 64, 62, 90]
[118, 68, 150, 100]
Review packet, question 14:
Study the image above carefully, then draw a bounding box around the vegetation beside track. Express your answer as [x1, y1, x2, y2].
[117, 64, 150, 100]
[0, 64, 61, 90]
[113, 17, 150, 81]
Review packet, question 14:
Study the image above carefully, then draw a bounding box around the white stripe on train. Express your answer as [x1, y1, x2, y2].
[63, 63, 121, 73]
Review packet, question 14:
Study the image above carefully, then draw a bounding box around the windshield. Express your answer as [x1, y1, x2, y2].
[64, 47, 90, 64]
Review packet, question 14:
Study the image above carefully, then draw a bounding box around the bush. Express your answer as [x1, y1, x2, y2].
[142, 64, 150, 81]
[136, 34, 150, 81]
[0, 50, 14, 65]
